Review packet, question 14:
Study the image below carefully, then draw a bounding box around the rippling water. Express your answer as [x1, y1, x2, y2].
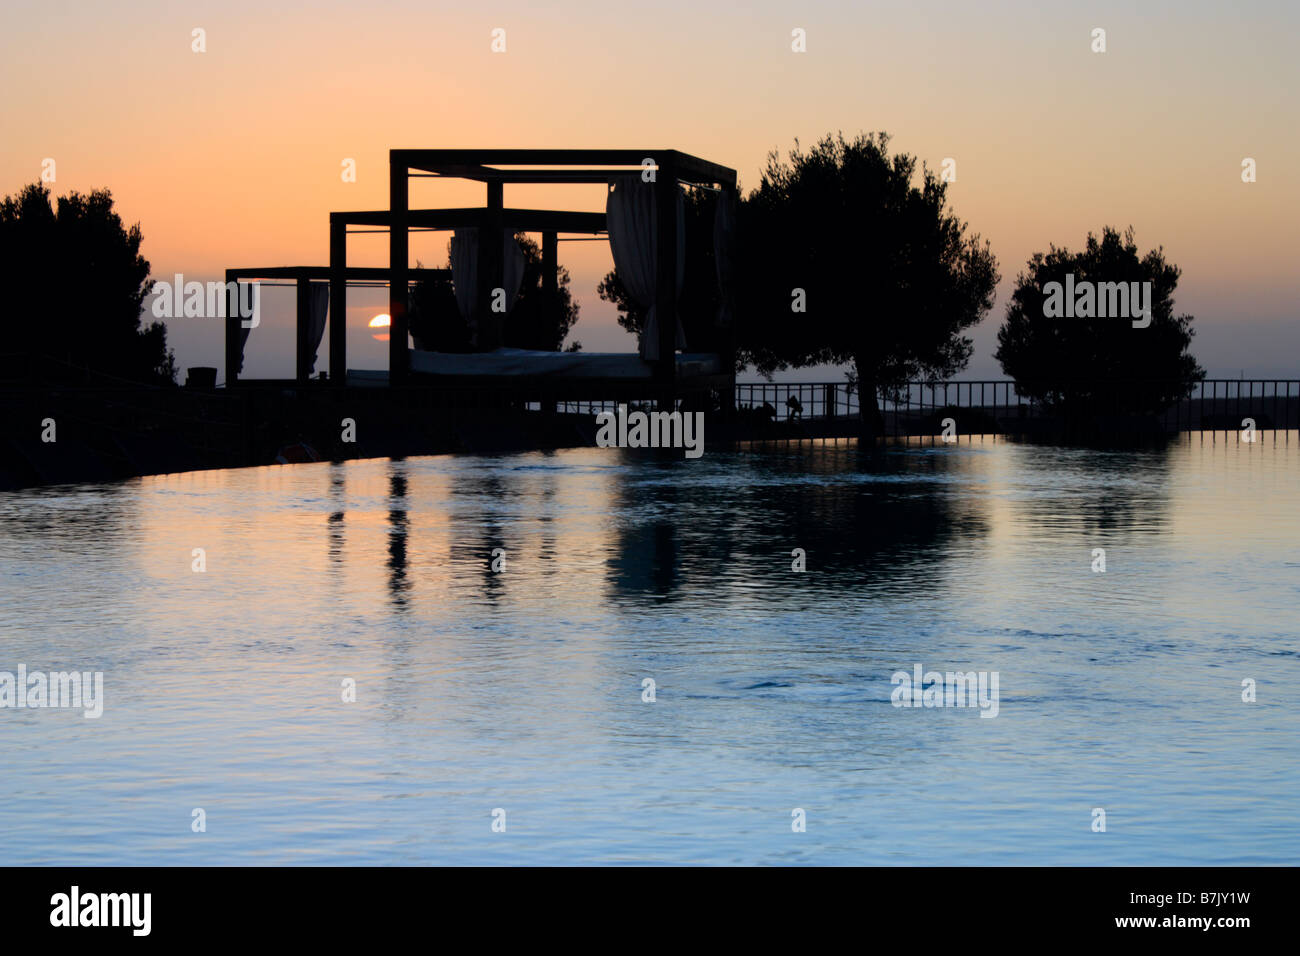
[1, 434, 1297, 865]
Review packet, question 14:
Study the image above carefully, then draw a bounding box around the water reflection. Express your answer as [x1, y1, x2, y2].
[1008, 440, 1179, 536]
[603, 442, 991, 605]
[1, 437, 1299, 864]
[327, 463, 346, 568]
[386, 461, 409, 609]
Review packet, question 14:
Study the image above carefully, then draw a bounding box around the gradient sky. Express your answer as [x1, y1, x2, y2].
[2, 0, 1296, 381]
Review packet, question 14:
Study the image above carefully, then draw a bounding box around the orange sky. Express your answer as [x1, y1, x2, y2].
[2, 0, 1296, 379]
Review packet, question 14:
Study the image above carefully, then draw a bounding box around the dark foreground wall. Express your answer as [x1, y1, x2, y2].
[0, 385, 609, 491]
[4, 383, 1294, 491]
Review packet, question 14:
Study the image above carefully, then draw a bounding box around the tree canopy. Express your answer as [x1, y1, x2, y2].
[994, 226, 1203, 413]
[0, 183, 175, 384]
[737, 133, 999, 429]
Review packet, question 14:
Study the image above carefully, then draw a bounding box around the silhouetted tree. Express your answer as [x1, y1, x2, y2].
[409, 233, 580, 352]
[994, 226, 1203, 414]
[0, 183, 175, 384]
[407, 266, 467, 353]
[738, 133, 999, 434]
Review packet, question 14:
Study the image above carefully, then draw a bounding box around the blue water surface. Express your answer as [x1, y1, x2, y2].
[1, 434, 1297, 864]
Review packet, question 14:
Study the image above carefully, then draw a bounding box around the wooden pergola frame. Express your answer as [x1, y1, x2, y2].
[223, 264, 449, 385]
[388, 149, 739, 385]
[226, 148, 740, 389]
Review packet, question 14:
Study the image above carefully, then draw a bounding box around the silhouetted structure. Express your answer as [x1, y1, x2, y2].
[225, 149, 740, 409]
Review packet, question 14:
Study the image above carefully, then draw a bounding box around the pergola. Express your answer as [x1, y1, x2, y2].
[225, 148, 740, 388]
[222, 264, 448, 385]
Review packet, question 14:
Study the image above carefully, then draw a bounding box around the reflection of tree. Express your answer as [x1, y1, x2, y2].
[1010, 442, 1177, 537]
[603, 444, 991, 605]
[605, 475, 681, 598]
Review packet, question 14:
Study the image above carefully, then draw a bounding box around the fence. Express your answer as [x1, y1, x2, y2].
[734, 380, 1300, 434]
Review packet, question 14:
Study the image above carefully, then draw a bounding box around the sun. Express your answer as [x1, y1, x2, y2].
[369, 313, 391, 341]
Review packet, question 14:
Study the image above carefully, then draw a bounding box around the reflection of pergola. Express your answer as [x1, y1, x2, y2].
[225, 148, 739, 388]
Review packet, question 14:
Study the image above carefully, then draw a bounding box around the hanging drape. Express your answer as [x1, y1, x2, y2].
[232, 281, 328, 376]
[502, 235, 526, 312]
[605, 176, 686, 361]
[236, 281, 255, 375]
[449, 227, 478, 325]
[449, 229, 527, 347]
[306, 280, 330, 374]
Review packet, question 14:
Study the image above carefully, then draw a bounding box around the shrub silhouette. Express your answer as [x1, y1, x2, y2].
[995, 226, 1204, 415]
[0, 182, 175, 385]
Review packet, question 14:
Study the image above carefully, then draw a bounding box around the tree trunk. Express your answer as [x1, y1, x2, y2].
[854, 355, 884, 441]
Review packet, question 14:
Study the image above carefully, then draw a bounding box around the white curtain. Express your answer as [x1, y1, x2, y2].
[450, 228, 478, 325]
[307, 281, 330, 374]
[449, 229, 527, 346]
[236, 282, 254, 374]
[713, 191, 736, 327]
[502, 236, 526, 311]
[606, 176, 686, 360]
[234, 281, 328, 376]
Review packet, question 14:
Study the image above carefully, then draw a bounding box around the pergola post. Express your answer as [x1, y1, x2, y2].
[329, 216, 347, 386]
[542, 229, 559, 412]
[477, 180, 505, 349]
[389, 156, 410, 383]
[542, 229, 557, 326]
[654, 159, 678, 390]
[224, 269, 240, 387]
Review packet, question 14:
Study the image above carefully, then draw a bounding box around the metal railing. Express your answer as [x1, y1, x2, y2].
[733, 379, 1300, 434]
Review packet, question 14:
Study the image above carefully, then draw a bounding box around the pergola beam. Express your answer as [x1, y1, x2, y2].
[418, 168, 639, 184]
[224, 266, 449, 281]
[393, 148, 737, 187]
[331, 207, 606, 233]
